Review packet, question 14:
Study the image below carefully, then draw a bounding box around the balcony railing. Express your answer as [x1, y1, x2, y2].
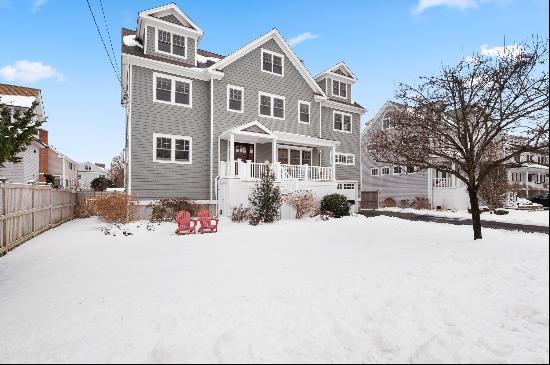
[433, 177, 453, 188]
[219, 160, 333, 182]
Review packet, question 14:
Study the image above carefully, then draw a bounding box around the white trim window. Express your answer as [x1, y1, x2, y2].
[156, 28, 187, 59]
[332, 79, 348, 98]
[258, 92, 285, 120]
[337, 183, 355, 190]
[277, 146, 313, 165]
[333, 111, 352, 133]
[335, 152, 355, 165]
[298, 100, 310, 124]
[261, 49, 284, 76]
[153, 133, 192, 164]
[393, 166, 403, 175]
[371, 167, 379, 176]
[227, 85, 244, 113]
[153, 72, 192, 107]
[406, 165, 416, 174]
[381, 166, 391, 176]
[382, 116, 392, 130]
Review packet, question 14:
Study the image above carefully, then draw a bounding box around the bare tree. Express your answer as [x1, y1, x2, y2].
[367, 37, 549, 239]
[108, 151, 125, 188]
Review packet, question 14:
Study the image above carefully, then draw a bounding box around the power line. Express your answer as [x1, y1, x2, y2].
[85, 0, 121, 84]
[98, 0, 119, 73]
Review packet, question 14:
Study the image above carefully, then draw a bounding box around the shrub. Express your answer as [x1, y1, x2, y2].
[231, 205, 250, 222]
[90, 177, 113, 192]
[319, 210, 335, 221]
[148, 199, 199, 222]
[248, 164, 282, 223]
[75, 200, 95, 218]
[248, 213, 261, 226]
[283, 190, 318, 219]
[382, 197, 397, 208]
[44, 174, 58, 188]
[493, 209, 510, 215]
[320, 193, 350, 218]
[399, 199, 411, 209]
[412, 197, 430, 210]
[94, 194, 137, 224]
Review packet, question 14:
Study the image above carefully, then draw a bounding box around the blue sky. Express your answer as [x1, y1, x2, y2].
[0, 0, 548, 164]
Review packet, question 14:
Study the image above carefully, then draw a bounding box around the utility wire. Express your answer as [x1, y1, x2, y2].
[85, 0, 121, 84]
[99, 0, 119, 73]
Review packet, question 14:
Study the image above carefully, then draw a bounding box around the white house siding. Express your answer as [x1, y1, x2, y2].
[0, 141, 40, 183]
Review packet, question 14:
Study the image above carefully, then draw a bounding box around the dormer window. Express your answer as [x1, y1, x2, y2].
[332, 80, 347, 98]
[156, 28, 187, 58]
[261, 49, 284, 76]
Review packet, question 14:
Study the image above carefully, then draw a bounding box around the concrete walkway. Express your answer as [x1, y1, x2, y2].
[360, 210, 549, 235]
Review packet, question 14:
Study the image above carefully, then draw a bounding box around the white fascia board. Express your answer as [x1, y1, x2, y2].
[315, 72, 357, 84]
[273, 130, 340, 148]
[208, 29, 326, 97]
[125, 54, 211, 81]
[314, 62, 358, 82]
[139, 16, 202, 40]
[138, 3, 204, 38]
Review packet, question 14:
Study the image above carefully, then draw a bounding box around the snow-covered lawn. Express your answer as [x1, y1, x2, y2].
[381, 207, 549, 227]
[0, 216, 548, 363]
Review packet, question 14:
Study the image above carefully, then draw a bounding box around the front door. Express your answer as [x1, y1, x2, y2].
[234, 143, 255, 162]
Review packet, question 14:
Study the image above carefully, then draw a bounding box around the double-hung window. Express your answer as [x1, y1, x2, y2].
[335, 153, 355, 165]
[382, 116, 392, 130]
[381, 166, 391, 176]
[153, 133, 192, 164]
[261, 49, 284, 76]
[298, 101, 310, 124]
[154, 73, 192, 107]
[393, 166, 402, 175]
[333, 111, 352, 133]
[227, 85, 243, 112]
[371, 168, 379, 176]
[301, 150, 312, 165]
[157, 29, 186, 58]
[258, 92, 285, 119]
[332, 80, 347, 98]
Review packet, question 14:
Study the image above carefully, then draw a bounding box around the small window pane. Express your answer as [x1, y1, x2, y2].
[175, 81, 190, 105]
[263, 52, 272, 72]
[333, 80, 339, 95]
[273, 98, 284, 118]
[394, 166, 402, 174]
[406, 166, 415, 174]
[340, 82, 347, 98]
[278, 148, 289, 164]
[175, 139, 190, 162]
[290, 150, 301, 165]
[371, 168, 379, 176]
[260, 95, 271, 116]
[156, 137, 171, 160]
[334, 113, 342, 130]
[299, 103, 309, 123]
[156, 77, 172, 102]
[173, 35, 186, 56]
[273, 55, 283, 75]
[302, 150, 312, 165]
[343, 115, 352, 132]
[229, 88, 242, 111]
[158, 30, 171, 53]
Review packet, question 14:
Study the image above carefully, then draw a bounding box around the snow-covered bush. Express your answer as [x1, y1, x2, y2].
[94, 194, 138, 224]
[399, 199, 411, 208]
[493, 209, 510, 215]
[283, 190, 318, 219]
[320, 194, 350, 218]
[382, 197, 397, 208]
[248, 164, 281, 223]
[412, 197, 430, 210]
[231, 205, 250, 222]
[148, 199, 199, 222]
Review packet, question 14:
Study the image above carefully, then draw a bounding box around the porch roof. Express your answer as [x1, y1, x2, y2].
[219, 120, 340, 148]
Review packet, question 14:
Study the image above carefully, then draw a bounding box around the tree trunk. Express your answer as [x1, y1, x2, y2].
[468, 187, 483, 240]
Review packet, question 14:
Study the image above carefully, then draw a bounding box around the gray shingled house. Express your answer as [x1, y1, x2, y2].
[121, 3, 366, 217]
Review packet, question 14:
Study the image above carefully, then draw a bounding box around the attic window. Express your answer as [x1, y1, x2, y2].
[156, 28, 187, 58]
[261, 49, 284, 76]
[332, 80, 347, 98]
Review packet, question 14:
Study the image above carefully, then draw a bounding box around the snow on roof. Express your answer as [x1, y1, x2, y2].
[521, 163, 549, 170]
[123, 34, 143, 48]
[196, 53, 222, 64]
[0, 94, 36, 108]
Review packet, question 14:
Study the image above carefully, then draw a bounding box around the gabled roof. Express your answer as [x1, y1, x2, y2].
[138, 3, 203, 36]
[209, 29, 326, 97]
[219, 120, 276, 139]
[361, 101, 401, 137]
[0, 83, 40, 97]
[315, 62, 358, 83]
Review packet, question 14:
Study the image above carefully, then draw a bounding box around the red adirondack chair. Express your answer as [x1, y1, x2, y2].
[197, 209, 219, 234]
[175, 211, 196, 235]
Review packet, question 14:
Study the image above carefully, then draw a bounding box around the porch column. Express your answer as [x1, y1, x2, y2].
[229, 133, 235, 177]
[331, 145, 336, 181]
[272, 138, 279, 181]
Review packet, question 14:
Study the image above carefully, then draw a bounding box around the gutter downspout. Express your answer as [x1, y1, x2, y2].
[210, 78, 214, 204]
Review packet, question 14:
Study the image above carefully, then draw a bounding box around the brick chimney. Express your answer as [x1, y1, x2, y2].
[39, 129, 48, 145]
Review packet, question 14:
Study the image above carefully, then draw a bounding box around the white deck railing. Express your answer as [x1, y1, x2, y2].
[433, 177, 453, 188]
[219, 160, 333, 181]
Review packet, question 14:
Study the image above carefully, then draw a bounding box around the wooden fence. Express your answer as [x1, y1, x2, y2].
[0, 183, 76, 256]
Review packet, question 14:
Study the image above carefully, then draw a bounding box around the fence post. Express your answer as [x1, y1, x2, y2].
[50, 188, 53, 227]
[31, 185, 35, 236]
[2, 184, 7, 253]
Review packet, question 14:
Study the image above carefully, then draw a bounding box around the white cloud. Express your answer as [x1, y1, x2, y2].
[287, 32, 319, 47]
[413, 0, 478, 14]
[480, 43, 523, 57]
[0, 60, 64, 83]
[31, 0, 47, 12]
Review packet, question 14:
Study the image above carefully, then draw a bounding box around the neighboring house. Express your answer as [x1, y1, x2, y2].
[78, 162, 107, 190]
[361, 101, 471, 210]
[0, 83, 78, 189]
[121, 3, 366, 216]
[362, 101, 550, 210]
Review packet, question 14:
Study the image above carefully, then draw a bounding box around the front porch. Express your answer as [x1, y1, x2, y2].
[218, 121, 339, 182]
